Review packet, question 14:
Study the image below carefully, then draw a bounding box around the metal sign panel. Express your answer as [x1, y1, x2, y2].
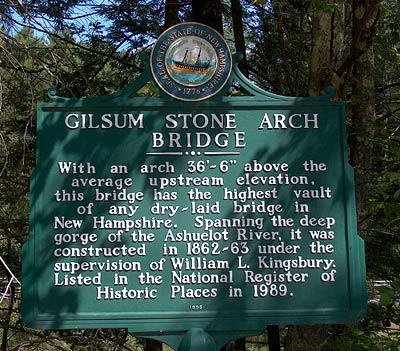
[22, 23, 366, 351]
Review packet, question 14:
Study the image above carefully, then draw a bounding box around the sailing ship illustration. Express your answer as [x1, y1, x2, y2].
[172, 47, 210, 73]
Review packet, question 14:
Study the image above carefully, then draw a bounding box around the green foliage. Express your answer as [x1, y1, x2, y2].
[252, 0, 266, 6]
[1, 0, 400, 350]
[324, 281, 400, 350]
[243, 0, 311, 95]
[324, 329, 400, 351]
[309, 0, 339, 13]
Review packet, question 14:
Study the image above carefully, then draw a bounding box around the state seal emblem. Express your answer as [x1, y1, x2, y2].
[150, 22, 232, 101]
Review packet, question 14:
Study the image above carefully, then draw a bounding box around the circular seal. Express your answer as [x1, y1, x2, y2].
[150, 22, 232, 101]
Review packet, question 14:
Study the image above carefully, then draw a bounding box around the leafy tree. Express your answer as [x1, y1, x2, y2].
[1, 0, 400, 350]
[192, 0, 223, 34]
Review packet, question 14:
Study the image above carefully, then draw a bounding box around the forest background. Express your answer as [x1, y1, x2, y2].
[0, 0, 399, 350]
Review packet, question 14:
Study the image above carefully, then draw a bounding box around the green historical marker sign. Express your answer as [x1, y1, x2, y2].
[22, 22, 367, 351]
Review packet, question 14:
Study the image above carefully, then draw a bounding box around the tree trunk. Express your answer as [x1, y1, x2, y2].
[285, 325, 324, 351]
[192, 0, 223, 35]
[273, 2, 295, 95]
[286, 2, 330, 344]
[307, 4, 333, 97]
[165, 0, 180, 30]
[308, 0, 350, 98]
[349, 1, 378, 231]
[230, 0, 248, 76]
[286, 2, 347, 349]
